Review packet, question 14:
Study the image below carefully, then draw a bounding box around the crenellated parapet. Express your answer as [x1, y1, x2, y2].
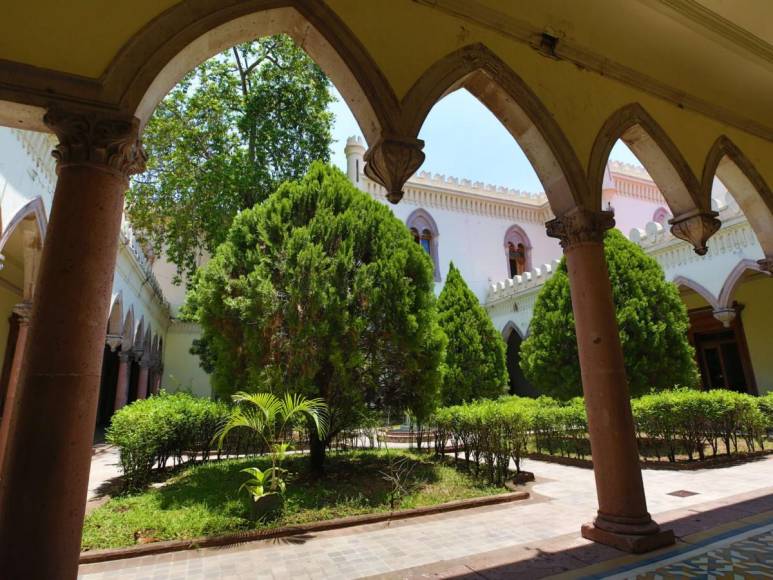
[486, 258, 562, 304]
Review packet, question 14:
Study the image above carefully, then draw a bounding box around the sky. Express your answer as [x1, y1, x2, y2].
[328, 87, 639, 193]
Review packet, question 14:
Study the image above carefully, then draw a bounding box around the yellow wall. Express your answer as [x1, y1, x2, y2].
[161, 324, 212, 398]
[735, 276, 773, 395]
[681, 289, 710, 310]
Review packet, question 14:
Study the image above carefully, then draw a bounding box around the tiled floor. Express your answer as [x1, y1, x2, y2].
[78, 454, 773, 579]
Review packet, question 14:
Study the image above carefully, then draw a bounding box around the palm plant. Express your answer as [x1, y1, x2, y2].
[215, 392, 328, 500]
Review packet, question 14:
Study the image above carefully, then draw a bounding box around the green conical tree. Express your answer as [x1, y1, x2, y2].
[184, 164, 446, 472]
[437, 263, 508, 405]
[520, 228, 699, 399]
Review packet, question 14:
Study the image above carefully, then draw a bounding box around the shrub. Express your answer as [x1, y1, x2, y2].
[107, 392, 232, 490]
[433, 398, 533, 484]
[433, 389, 769, 475]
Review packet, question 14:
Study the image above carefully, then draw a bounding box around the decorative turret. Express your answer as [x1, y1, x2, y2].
[344, 135, 366, 187]
[601, 162, 616, 211]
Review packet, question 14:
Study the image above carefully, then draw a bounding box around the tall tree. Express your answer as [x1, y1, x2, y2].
[520, 228, 700, 399]
[437, 263, 508, 405]
[183, 164, 446, 472]
[127, 35, 334, 280]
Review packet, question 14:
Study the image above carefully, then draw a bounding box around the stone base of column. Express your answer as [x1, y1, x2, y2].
[581, 522, 675, 553]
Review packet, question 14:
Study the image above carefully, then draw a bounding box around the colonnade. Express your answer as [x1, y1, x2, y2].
[0, 104, 679, 579]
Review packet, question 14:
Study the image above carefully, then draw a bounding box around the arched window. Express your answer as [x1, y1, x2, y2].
[652, 206, 671, 225]
[503, 225, 532, 278]
[406, 209, 440, 282]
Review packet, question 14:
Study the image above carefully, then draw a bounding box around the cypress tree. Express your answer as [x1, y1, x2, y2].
[520, 228, 699, 399]
[184, 163, 446, 471]
[437, 263, 508, 405]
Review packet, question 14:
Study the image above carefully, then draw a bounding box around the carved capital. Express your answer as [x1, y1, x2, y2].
[106, 334, 123, 352]
[712, 308, 736, 328]
[12, 301, 33, 325]
[757, 256, 773, 275]
[669, 210, 721, 256]
[117, 350, 133, 363]
[43, 108, 147, 179]
[363, 136, 425, 204]
[545, 208, 615, 249]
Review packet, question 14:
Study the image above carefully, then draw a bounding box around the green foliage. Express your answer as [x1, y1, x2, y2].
[127, 35, 334, 280]
[184, 163, 446, 468]
[434, 389, 770, 470]
[106, 392, 232, 490]
[520, 229, 699, 399]
[434, 397, 533, 484]
[239, 466, 287, 501]
[632, 388, 768, 461]
[437, 263, 508, 405]
[216, 391, 328, 498]
[82, 450, 504, 550]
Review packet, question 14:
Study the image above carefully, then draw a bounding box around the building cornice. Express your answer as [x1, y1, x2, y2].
[361, 174, 553, 223]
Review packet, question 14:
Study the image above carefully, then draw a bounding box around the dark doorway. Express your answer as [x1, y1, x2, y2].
[95, 345, 119, 433]
[506, 330, 538, 397]
[687, 306, 756, 394]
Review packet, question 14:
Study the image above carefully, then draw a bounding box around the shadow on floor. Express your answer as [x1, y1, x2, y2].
[387, 492, 773, 579]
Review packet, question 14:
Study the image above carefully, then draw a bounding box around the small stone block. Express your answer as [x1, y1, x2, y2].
[581, 523, 675, 554]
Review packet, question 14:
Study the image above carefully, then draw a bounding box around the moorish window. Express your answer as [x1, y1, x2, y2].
[504, 225, 532, 279]
[405, 208, 441, 282]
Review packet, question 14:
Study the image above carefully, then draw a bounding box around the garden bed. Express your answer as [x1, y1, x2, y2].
[81, 449, 516, 552]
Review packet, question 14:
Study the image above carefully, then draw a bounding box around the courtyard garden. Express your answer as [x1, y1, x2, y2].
[82, 388, 773, 551]
[82, 449, 504, 550]
[80, 37, 773, 559]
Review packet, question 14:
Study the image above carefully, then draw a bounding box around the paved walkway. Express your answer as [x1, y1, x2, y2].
[78, 454, 773, 579]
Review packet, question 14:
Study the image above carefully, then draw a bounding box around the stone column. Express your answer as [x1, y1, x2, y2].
[136, 357, 151, 400]
[150, 363, 163, 396]
[0, 302, 32, 471]
[546, 207, 674, 553]
[0, 108, 145, 579]
[113, 350, 132, 411]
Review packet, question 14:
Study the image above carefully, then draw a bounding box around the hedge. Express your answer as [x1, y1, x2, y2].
[433, 389, 772, 481]
[107, 392, 260, 490]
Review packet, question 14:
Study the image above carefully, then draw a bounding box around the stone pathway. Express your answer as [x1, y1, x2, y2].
[88, 445, 122, 501]
[78, 454, 773, 579]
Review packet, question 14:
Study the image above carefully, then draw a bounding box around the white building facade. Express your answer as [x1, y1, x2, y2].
[0, 128, 171, 445]
[0, 125, 768, 448]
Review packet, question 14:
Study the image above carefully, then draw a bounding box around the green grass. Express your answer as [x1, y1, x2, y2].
[82, 449, 505, 550]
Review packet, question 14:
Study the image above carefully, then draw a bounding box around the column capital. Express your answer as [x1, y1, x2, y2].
[757, 256, 773, 274]
[363, 135, 425, 204]
[668, 209, 721, 256]
[117, 350, 132, 363]
[105, 334, 123, 352]
[43, 107, 147, 180]
[545, 208, 615, 249]
[12, 301, 33, 324]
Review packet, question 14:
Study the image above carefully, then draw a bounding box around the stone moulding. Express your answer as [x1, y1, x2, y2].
[79, 490, 529, 565]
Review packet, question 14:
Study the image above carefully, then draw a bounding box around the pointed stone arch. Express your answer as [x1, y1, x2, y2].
[121, 307, 135, 351]
[718, 259, 766, 309]
[672, 275, 718, 309]
[589, 104, 719, 254]
[107, 293, 123, 336]
[702, 136, 773, 263]
[133, 317, 145, 352]
[0, 197, 47, 256]
[501, 320, 523, 340]
[398, 43, 588, 214]
[109, 1, 397, 143]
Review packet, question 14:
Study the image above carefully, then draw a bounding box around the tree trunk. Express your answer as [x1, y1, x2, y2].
[309, 429, 326, 476]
